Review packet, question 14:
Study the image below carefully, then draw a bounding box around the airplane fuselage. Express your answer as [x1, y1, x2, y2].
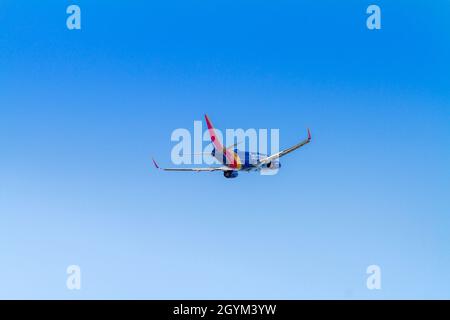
[212, 148, 281, 172]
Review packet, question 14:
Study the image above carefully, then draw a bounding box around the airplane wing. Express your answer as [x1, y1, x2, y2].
[258, 128, 311, 166]
[152, 158, 230, 172]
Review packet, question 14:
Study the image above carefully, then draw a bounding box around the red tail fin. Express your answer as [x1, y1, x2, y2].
[205, 114, 224, 150]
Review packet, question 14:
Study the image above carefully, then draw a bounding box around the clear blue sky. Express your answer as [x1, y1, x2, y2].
[0, 0, 449, 299]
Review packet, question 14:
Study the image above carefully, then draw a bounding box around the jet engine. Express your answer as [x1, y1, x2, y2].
[224, 171, 239, 179]
[266, 160, 281, 169]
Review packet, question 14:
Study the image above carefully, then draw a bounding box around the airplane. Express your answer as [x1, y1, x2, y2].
[152, 114, 311, 178]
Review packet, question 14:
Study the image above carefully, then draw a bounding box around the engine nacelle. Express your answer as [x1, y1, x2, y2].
[266, 160, 281, 169]
[224, 171, 239, 179]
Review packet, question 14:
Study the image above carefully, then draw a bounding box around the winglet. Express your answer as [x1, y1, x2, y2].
[152, 158, 160, 170]
[307, 128, 311, 141]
